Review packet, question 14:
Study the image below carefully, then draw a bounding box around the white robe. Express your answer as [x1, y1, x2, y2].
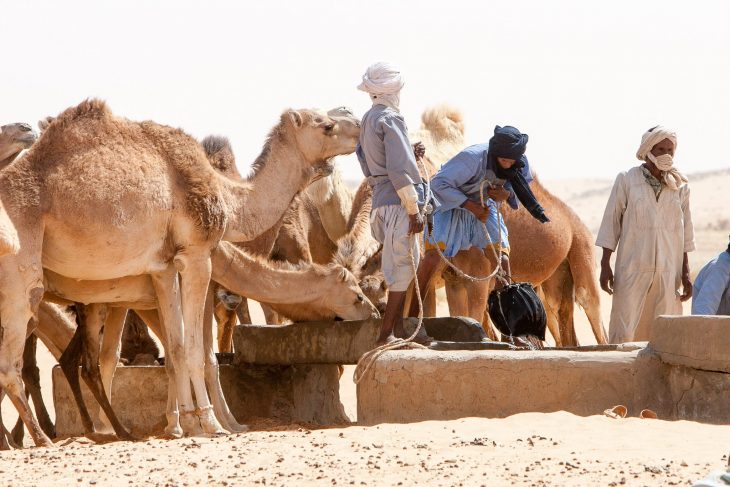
[596, 166, 695, 343]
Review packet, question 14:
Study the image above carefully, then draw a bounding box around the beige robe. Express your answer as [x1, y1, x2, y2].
[596, 166, 695, 343]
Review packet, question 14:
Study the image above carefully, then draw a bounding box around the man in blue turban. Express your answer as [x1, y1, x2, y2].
[407, 125, 549, 317]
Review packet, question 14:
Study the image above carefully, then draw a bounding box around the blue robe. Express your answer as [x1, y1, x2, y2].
[427, 143, 532, 257]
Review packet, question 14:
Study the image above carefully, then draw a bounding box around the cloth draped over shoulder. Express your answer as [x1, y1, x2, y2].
[635, 126, 688, 191]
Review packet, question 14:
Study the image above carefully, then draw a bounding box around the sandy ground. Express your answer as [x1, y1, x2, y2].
[1, 173, 729, 485]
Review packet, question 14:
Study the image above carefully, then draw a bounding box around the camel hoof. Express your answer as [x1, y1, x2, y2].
[197, 406, 227, 436]
[230, 423, 251, 433]
[180, 410, 204, 437]
[164, 412, 183, 438]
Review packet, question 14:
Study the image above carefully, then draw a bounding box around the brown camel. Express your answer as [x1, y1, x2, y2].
[441, 179, 608, 345]
[0, 99, 360, 446]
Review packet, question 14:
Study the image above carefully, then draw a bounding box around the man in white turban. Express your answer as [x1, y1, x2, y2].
[356, 62, 428, 345]
[596, 126, 695, 343]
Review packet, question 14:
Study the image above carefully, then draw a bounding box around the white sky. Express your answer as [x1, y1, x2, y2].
[3, 0, 729, 181]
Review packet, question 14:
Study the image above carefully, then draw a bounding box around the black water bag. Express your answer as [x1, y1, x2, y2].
[487, 282, 547, 341]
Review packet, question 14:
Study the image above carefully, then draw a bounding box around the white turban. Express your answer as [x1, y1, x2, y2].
[635, 126, 687, 190]
[357, 62, 403, 110]
[636, 126, 677, 161]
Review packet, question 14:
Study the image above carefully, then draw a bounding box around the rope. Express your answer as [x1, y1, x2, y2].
[353, 159, 509, 384]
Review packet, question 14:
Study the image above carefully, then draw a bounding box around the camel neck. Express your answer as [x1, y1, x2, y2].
[211, 242, 321, 303]
[221, 134, 315, 242]
[0, 150, 22, 171]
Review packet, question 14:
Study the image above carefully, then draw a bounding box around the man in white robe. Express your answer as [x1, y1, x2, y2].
[596, 126, 695, 343]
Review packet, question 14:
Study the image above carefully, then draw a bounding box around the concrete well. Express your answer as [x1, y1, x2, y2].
[356, 315, 730, 425]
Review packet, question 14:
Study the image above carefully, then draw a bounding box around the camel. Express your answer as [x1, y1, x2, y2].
[442, 179, 608, 345]
[0, 99, 361, 446]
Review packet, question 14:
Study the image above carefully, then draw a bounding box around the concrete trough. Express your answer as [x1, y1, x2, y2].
[356, 316, 730, 425]
[53, 363, 347, 438]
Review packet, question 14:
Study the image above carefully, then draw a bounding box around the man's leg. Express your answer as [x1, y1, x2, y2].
[377, 291, 407, 346]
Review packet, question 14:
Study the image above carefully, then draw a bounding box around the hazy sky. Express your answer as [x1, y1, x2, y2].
[3, 0, 729, 182]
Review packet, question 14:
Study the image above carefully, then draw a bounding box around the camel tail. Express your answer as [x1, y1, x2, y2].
[420, 104, 465, 140]
[566, 225, 609, 345]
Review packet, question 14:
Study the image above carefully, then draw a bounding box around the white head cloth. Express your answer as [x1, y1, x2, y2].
[635, 126, 687, 191]
[357, 62, 403, 110]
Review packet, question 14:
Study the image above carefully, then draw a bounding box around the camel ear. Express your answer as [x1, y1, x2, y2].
[289, 110, 304, 128]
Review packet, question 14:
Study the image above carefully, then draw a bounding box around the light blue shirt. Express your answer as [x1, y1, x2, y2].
[430, 143, 532, 213]
[356, 104, 425, 210]
[692, 251, 730, 315]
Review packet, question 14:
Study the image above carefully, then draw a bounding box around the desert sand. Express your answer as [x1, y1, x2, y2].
[1, 171, 729, 486]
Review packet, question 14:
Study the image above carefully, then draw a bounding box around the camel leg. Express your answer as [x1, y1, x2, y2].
[58, 315, 96, 435]
[260, 303, 280, 325]
[133, 309, 182, 438]
[423, 282, 438, 317]
[150, 266, 199, 437]
[174, 252, 225, 436]
[73, 303, 135, 441]
[567, 233, 608, 344]
[97, 307, 128, 434]
[204, 286, 248, 433]
[236, 298, 252, 324]
[0, 391, 11, 450]
[0, 255, 53, 448]
[12, 334, 56, 444]
[539, 281, 564, 347]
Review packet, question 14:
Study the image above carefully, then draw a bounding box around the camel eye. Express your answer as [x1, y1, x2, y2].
[324, 123, 335, 132]
[356, 293, 364, 303]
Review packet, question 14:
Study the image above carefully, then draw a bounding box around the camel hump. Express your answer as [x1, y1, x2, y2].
[50, 99, 111, 130]
[201, 135, 233, 158]
[420, 105, 465, 139]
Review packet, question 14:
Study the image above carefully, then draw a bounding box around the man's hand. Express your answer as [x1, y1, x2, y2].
[680, 274, 693, 302]
[413, 141, 426, 160]
[680, 253, 692, 302]
[599, 261, 614, 295]
[462, 200, 490, 223]
[408, 212, 425, 235]
[487, 185, 510, 203]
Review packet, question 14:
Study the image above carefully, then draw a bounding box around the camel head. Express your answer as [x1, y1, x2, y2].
[282, 108, 360, 173]
[333, 235, 387, 315]
[0, 122, 37, 165]
[269, 264, 379, 322]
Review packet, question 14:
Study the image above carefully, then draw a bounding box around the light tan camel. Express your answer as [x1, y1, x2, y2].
[30, 120, 369, 440]
[0, 99, 360, 446]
